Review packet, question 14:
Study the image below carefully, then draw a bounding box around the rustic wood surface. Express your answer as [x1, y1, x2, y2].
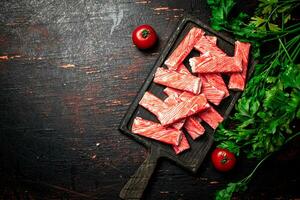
[0, 0, 299, 199]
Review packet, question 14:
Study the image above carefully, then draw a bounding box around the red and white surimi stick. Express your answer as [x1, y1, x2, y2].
[200, 73, 229, 98]
[163, 63, 191, 130]
[177, 90, 223, 130]
[164, 95, 180, 105]
[173, 133, 190, 154]
[164, 27, 204, 71]
[163, 82, 190, 153]
[175, 64, 225, 105]
[178, 91, 196, 101]
[200, 75, 225, 106]
[163, 87, 182, 97]
[167, 65, 207, 139]
[139, 92, 208, 126]
[163, 64, 221, 138]
[194, 35, 226, 57]
[176, 63, 191, 75]
[178, 90, 223, 129]
[163, 65, 188, 129]
[132, 117, 182, 146]
[178, 91, 223, 130]
[177, 91, 210, 138]
[163, 64, 193, 104]
[159, 94, 208, 126]
[206, 35, 217, 44]
[178, 85, 224, 107]
[171, 120, 186, 130]
[228, 41, 251, 91]
[164, 95, 185, 130]
[139, 91, 168, 120]
[139, 92, 184, 130]
[184, 116, 205, 140]
[180, 78, 225, 106]
[192, 34, 229, 97]
[198, 106, 223, 129]
[190, 54, 242, 73]
[174, 65, 224, 128]
[154, 67, 202, 95]
[190, 52, 212, 71]
[162, 64, 190, 98]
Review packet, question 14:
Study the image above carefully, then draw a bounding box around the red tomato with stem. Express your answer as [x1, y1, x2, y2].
[211, 148, 237, 172]
[132, 24, 158, 49]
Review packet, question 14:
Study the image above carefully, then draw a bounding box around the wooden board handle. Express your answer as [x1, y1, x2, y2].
[119, 148, 159, 200]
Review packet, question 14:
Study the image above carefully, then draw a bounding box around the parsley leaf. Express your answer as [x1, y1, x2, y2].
[207, 0, 300, 199]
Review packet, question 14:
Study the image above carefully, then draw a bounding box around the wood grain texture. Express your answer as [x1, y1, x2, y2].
[0, 0, 299, 199]
[120, 148, 159, 200]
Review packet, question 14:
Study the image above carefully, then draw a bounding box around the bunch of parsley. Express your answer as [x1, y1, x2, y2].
[207, 0, 300, 199]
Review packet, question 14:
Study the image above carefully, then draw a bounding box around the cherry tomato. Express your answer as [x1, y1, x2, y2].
[211, 148, 236, 172]
[132, 24, 158, 49]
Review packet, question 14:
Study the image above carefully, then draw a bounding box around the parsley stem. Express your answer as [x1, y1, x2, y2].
[286, 23, 300, 30]
[264, 26, 300, 42]
[266, 6, 279, 24]
[281, 13, 284, 30]
[236, 132, 299, 185]
[291, 43, 300, 61]
[278, 38, 293, 63]
[210, 0, 300, 198]
[243, 153, 272, 183]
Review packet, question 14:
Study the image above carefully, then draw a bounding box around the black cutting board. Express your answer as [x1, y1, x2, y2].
[119, 15, 255, 200]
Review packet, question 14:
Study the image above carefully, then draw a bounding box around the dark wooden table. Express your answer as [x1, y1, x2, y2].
[0, 0, 299, 199]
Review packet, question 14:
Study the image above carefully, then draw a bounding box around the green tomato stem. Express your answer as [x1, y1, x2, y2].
[141, 30, 149, 38]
